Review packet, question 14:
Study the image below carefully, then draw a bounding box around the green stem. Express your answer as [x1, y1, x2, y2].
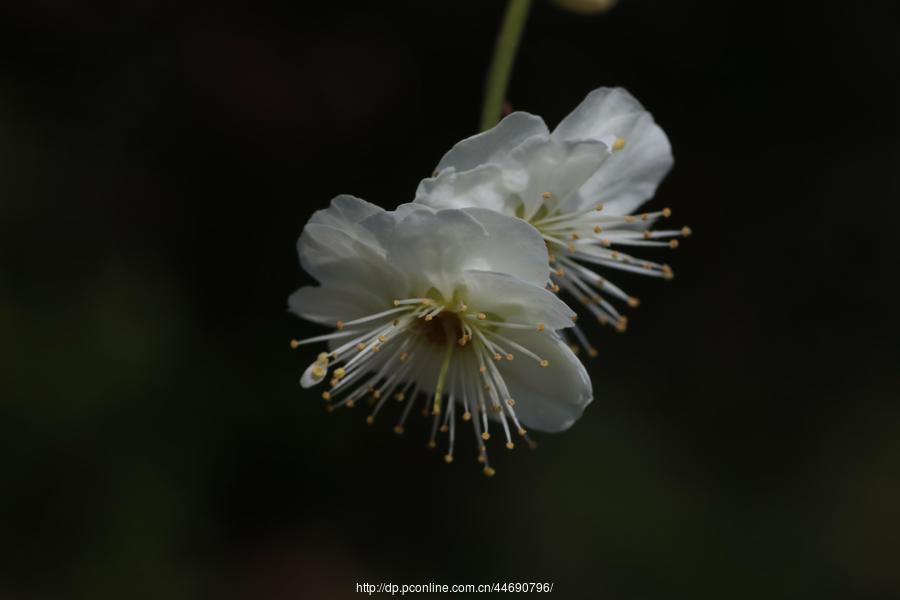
[479, 0, 533, 132]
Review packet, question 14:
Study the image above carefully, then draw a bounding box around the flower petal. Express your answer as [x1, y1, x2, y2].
[499, 330, 592, 432]
[435, 112, 549, 173]
[298, 195, 389, 282]
[384, 206, 550, 296]
[289, 258, 408, 326]
[503, 135, 612, 219]
[308, 194, 384, 229]
[553, 88, 673, 215]
[414, 164, 510, 212]
[460, 270, 574, 330]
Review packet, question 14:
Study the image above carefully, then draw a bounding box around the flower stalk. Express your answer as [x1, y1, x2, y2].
[479, 0, 533, 132]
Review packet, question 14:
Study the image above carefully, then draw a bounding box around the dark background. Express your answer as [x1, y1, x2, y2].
[2, 1, 899, 598]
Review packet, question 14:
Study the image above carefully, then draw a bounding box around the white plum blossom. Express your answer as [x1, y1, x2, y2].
[415, 87, 690, 357]
[289, 195, 592, 475]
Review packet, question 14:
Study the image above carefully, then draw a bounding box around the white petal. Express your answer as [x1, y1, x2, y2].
[503, 136, 612, 218]
[414, 164, 510, 212]
[298, 223, 386, 285]
[553, 88, 673, 215]
[460, 270, 574, 330]
[384, 206, 550, 296]
[288, 283, 387, 326]
[499, 331, 592, 432]
[435, 112, 549, 172]
[308, 194, 384, 229]
[288, 249, 408, 326]
[297, 195, 389, 282]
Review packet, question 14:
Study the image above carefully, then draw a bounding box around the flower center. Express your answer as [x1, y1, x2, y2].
[290, 296, 551, 475]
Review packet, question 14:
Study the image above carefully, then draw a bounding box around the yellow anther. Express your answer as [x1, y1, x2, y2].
[528, 440, 538, 450]
[394, 393, 405, 402]
[537, 322, 545, 332]
[570, 344, 580, 354]
[400, 352, 409, 361]
[393, 299, 401, 306]
[597, 315, 608, 325]
[463, 411, 472, 421]
[567, 243, 576, 252]
[336, 320, 344, 330]
[643, 230, 652, 240]
[570, 314, 578, 321]
[440, 424, 449, 433]
[432, 406, 441, 416]
[601, 239, 612, 247]
[444, 454, 454, 463]
[393, 425, 404, 435]
[625, 215, 636, 223]
[542, 191, 552, 199]
[662, 264, 674, 280]
[483, 466, 496, 477]
[427, 440, 437, 449]
[333, 367, 346, 378]
[588, 348, 599, 358]
[317, 352, 329, 363]
[311, 366, 326, 378]
[506, 441, 515, 450]
[356, 343, 366, 351]
[321, 391, 331, 401]
[627, 297, 640, 308]
[424, 314, 433, 321]
[479, 365, 486, 374]
[594, 225, 603, 234]
[669, 239, 680, 249]
[613, 137, 626, 151]
[571, 232, 580, 240]
[372, 390, 381, 400]
[477, 454, 486, 463]
[290, 339, 300, 349]
[493, 353, 502, 361]
[377, 335, 386, 343]
[481, 432, 491, 441]
[662, 207, 672, 218]
[682, 226, 693, 237]
[596, 203, 604, 211]
[539, 359, 549, 368]
[551, 283, 561, 293]
[641, 213, 650, 221]
[548, 253, 556, 263]
[615, 317, 628, 333]
[392, 319, 399, 326]
[517, 427, 527, 437]
[477, 312, 486, 320]
[346, 399, 356, 408]
[506, 398, 516, 407]
[371, 345, 381, 353]
[611, 251, 620, 259]
[491, 404, 502, 414]
[365, 415, 374, 425]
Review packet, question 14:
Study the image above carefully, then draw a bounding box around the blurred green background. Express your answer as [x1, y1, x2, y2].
[1, 1, 898, 598]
